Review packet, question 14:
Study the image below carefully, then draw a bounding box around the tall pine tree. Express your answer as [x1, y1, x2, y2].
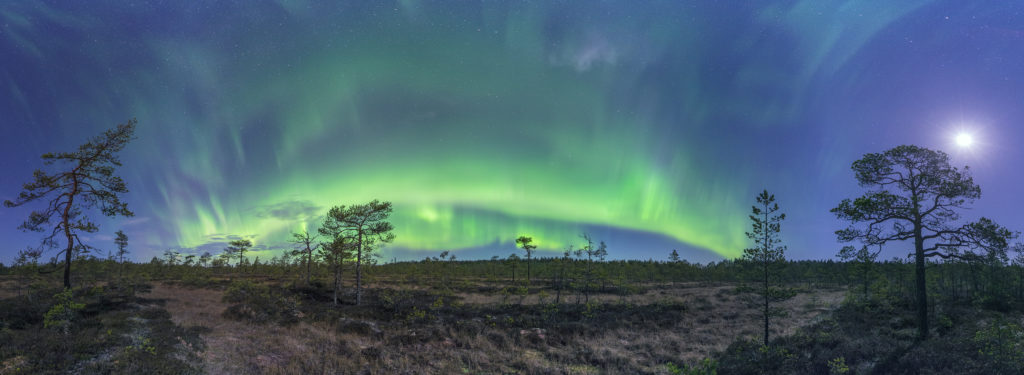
[743, 189, 790, 346]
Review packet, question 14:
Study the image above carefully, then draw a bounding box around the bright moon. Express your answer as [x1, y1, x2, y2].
[955, 132, 974, 148]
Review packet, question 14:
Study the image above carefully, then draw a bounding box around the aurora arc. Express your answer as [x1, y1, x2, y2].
[163, 36, 750, 257]
[1, 0, 961, 262]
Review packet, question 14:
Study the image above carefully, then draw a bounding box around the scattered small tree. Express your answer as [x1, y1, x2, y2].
[669, 249, 680, 262]
[224, 239, 253, 269]
[507, 253, 520, 283]
[289, 230, 320, 286]
[163, 249, 180, 267]
[317, 236, 353, 305]
[437, 251, 456, 287]
[114, 230, 129, 288]
[13, 248, 43, 301]
[199, 252, 212, 267]
[4, 119, 138, 288]
[743, 189, 789, 347]
[669, 249, 685, 284]
[1013, 247, 1024, 300]
[516, 236, 537, 285]
[838, 245, 878, 298]
[576, 233, 608, 304]
[489, 255, 500, 280]
[555, 246, 573, 304]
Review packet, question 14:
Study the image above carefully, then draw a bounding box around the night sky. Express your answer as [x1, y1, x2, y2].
[2, 1, 1024, 264]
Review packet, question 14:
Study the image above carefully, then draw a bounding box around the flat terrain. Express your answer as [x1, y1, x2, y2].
[6, 262, 1023, 374]
[139, 280, 844, 374]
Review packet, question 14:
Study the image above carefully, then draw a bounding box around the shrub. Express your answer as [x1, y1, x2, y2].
[972, 318, 1024, 373]
[222, 281, 302, 325]
[666, 358, 719, 375]
[827, 357, 849, 374]
[42, 288, 84, 335]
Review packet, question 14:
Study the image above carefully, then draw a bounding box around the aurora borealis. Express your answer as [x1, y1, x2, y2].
[3, 1, 1024, 263]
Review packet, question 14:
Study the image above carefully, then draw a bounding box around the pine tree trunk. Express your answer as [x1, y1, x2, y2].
[333, 261, 340, 305]
[527, 254, 531, 285]
[62, 178, 78, 289]
[356, 231, 363, 306]
[118, 254, 124, 290]
[762, 205, 770, 346]
[1018, 268, 1023, 300]
[555, 263, 562, 304]
[763, 258, 770, 346]
[862, 264, 869, 297]
[914, 231, 929, 340]
[585, 255, 593, 304]
[305, 251, 311, 286]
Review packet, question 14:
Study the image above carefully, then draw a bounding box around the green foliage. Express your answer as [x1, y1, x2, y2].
[405, 306, 428, 323]
[540, 302, 559, 322]
[838, 245, 878, 298]
[832, 144, 1017, 339]
[744, 190, 786, 265]
[827, 357, 849, 374]
[972, 318, 1024, 371]
[320, 199, 395, 305]
[936, 313, 954, 336]
[666, 358, 718, 375]
[669, 249, 681, 262]
[223, 239, 253, 268]
[178, 272, 214, 288]
[4, 119, 137, 288]
[379, 288, 415, 314]
[743, 189, 790, 346]
[1, 283, 202, 374]
[582, 300, 600, 320]
[125, 337, 158, 356]
[516, 235, 537, 283]
[720, 339, 795, 373]
[42, 288, 84, 335]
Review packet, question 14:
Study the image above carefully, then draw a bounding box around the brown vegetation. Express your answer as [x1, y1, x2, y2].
[142, 281, 841, 374]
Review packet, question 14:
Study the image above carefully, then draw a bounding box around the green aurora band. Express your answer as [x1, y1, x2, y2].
[157, 32, 751, 256]
[0, 1, 933, 260]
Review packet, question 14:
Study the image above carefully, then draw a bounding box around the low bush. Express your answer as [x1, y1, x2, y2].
[0, 285, 203, 374]
[222, 280, 302, 325]
[717, 298, 1024, 374]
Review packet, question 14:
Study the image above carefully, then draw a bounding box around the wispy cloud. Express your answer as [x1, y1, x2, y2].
[249, 200, 323, 222]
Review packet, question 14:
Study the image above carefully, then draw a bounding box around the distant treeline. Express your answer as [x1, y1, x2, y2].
[3, 254, 1022, 309]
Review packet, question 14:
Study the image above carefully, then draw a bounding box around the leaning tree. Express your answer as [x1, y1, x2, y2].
[832, 145, 1016, 339]
[4, 119, 137, 288]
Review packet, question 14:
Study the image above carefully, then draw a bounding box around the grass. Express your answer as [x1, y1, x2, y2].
[6, 270, 1020, 374]
[132, 279, 842, 374]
